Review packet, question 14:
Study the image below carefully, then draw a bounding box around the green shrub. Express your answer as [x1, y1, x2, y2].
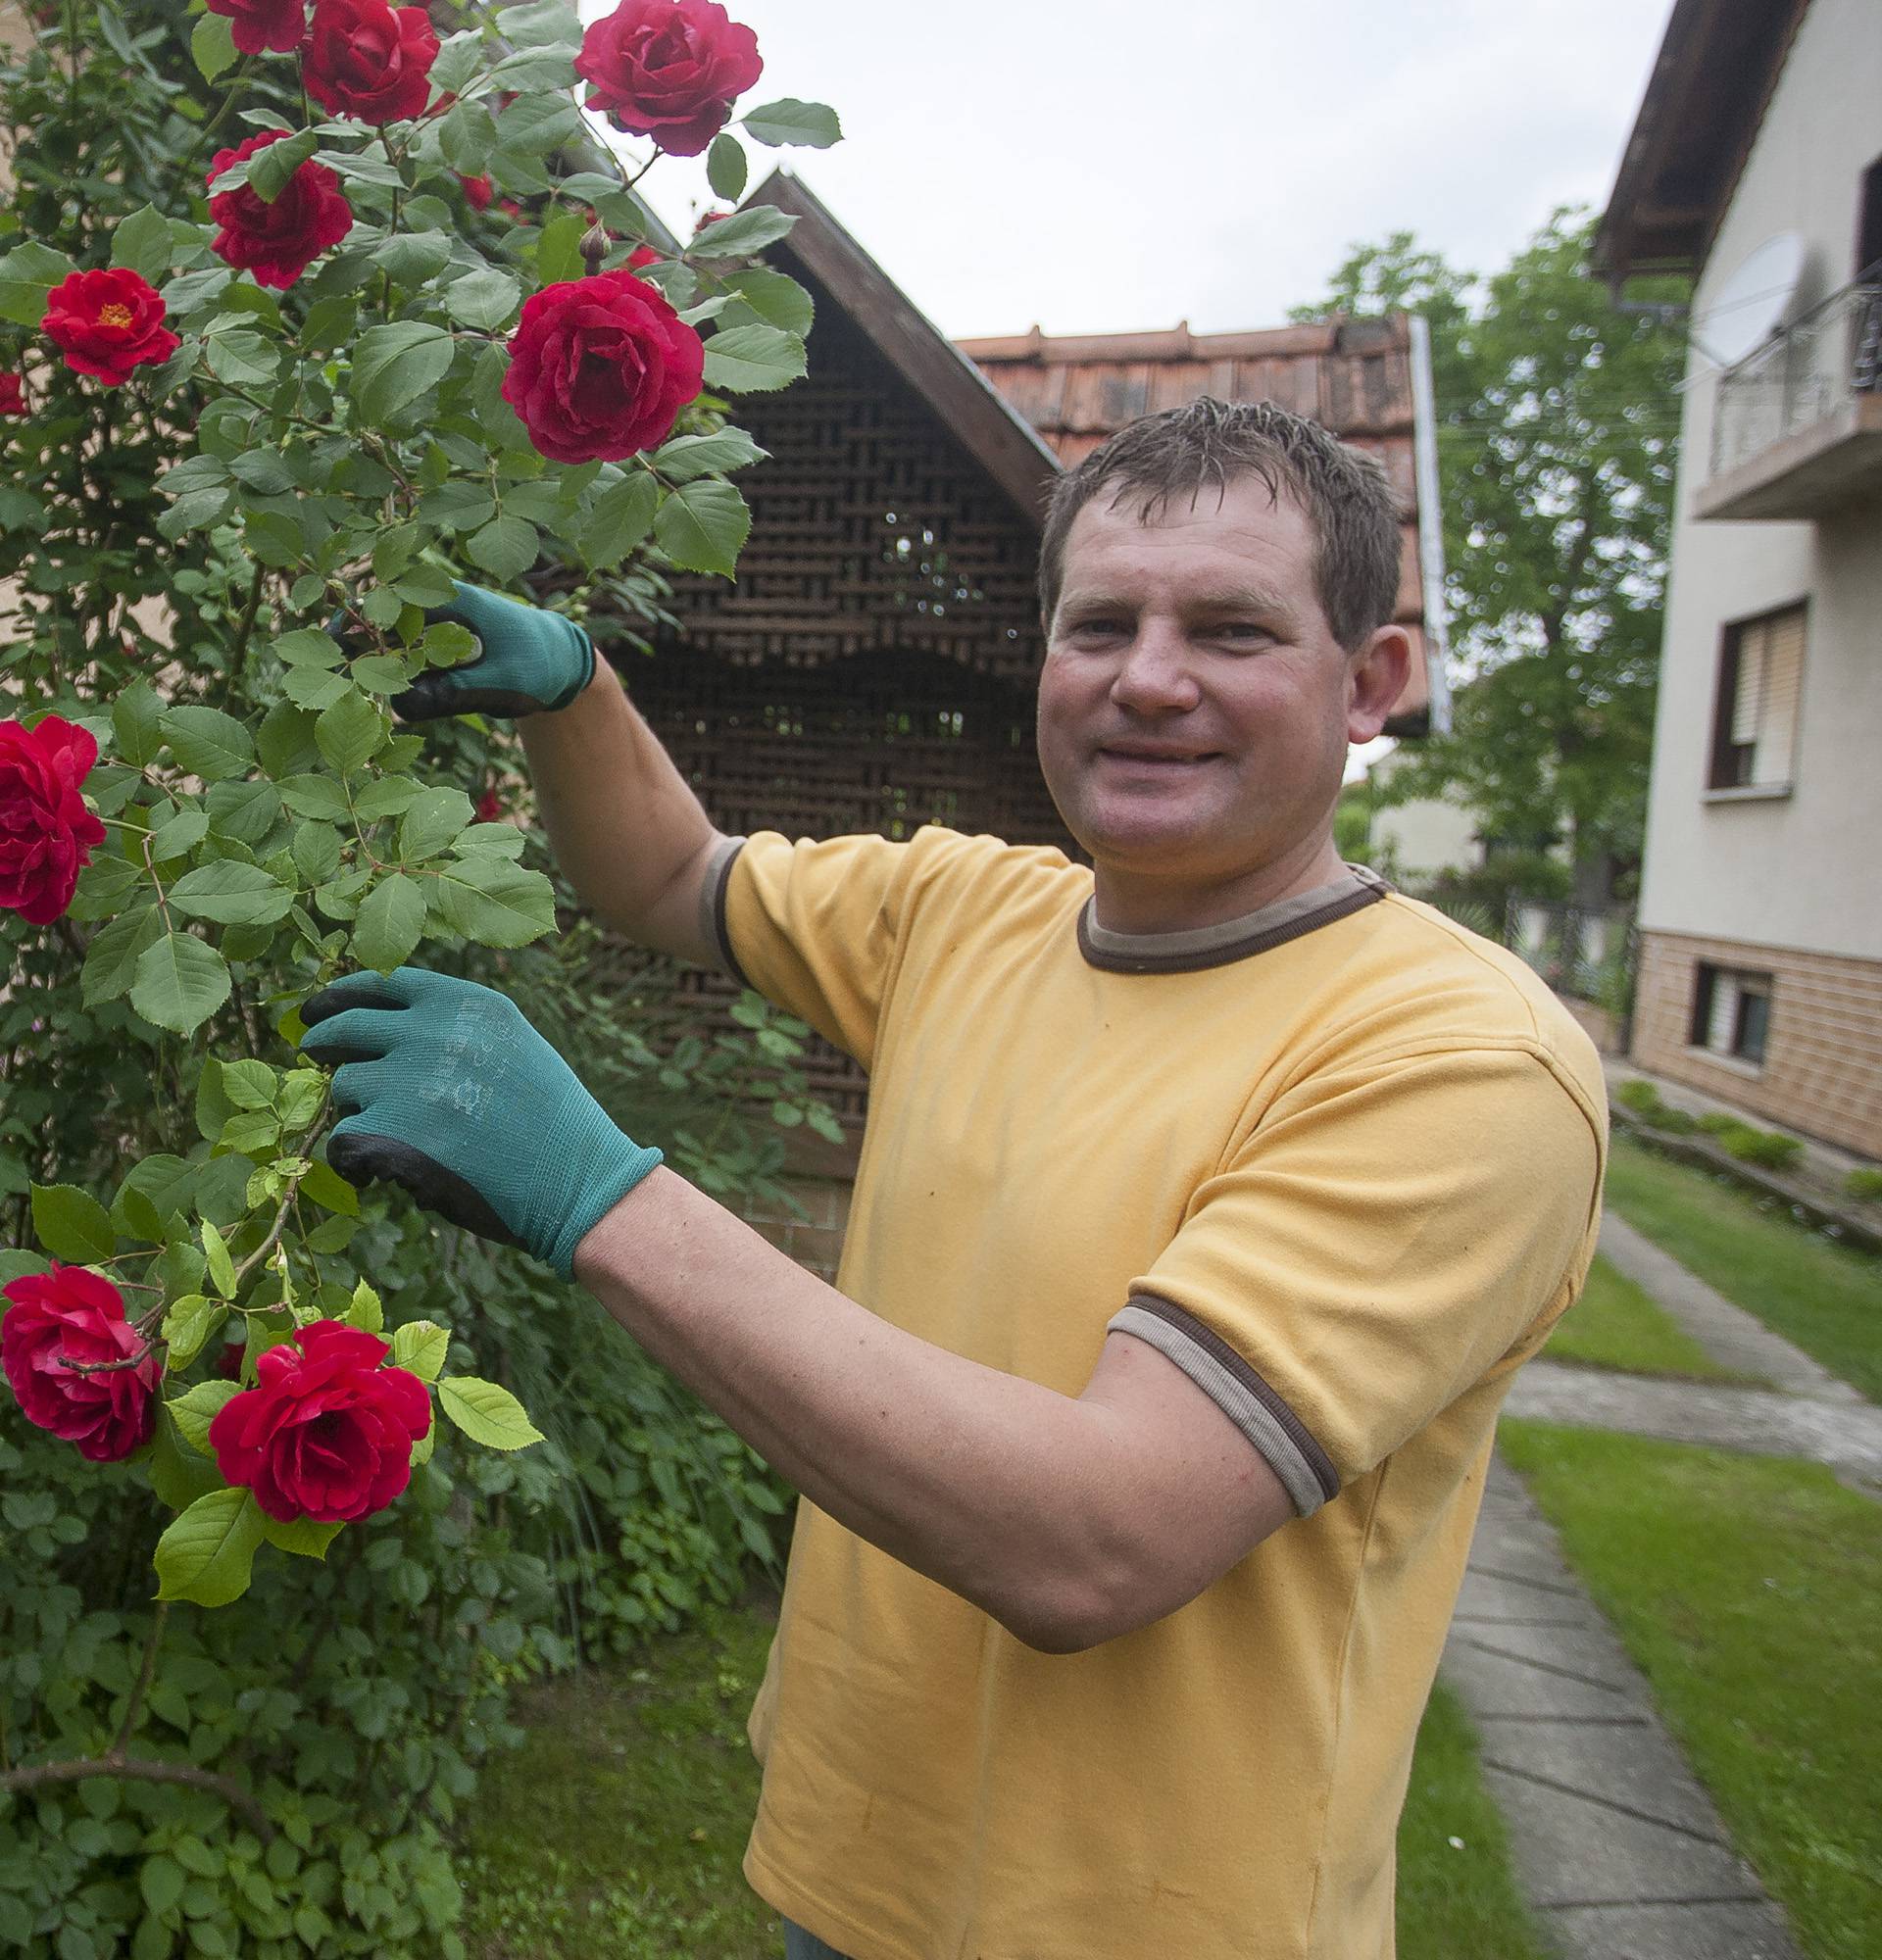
[1844, 1168, 1882, 1205]
[1713, 1122, 1805, 1171]
[1611, 1080, 1697, 1134]
[1695, 1111, 1737, 1136]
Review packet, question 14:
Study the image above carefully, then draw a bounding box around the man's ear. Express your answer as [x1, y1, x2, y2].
[1346, 625, 1412, 743]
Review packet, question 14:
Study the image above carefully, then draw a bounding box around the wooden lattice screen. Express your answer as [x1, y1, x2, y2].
[598, 255, 1076, 1129]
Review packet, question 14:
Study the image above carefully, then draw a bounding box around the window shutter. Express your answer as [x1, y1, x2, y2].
[1730, 620, 1766, 746]
[1752, 608, 1805, 787]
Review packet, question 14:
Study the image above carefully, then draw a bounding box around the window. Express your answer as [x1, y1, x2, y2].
[1689, 963, 1773, 1066]
[1709, 605, 1805, 792]
[1857, 152, 1882, 279]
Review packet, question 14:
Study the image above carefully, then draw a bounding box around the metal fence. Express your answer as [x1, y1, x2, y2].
[1710, 265, 1882, 479]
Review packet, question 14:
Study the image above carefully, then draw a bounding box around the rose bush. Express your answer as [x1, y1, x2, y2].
[0, 1263, 161, 1461]
[0, 713, 109, 924]
[0, 0, 841, 1947]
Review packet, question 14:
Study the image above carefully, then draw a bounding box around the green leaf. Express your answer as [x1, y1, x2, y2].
[131, 933, 231, 1037]
[204, 328, 280, 390]
[155, 1488, 266, 1607]
[229, 449, 297, 495]
[468, 513, 539, 579]
[652, 428, 768, 482]
[81, 906, 165, 1007]
[495, 92, 582, 154]
[160, 706, 255, 783]
[494, 0, 583, 49]
[438, 98, 499, 176]
[290, 822, 344, 886]
[316, 691, 386, 775]
[398, 786, 474, 863]
[432, 855, 557, 947]
[702, 323, 806, 394]
[220, 1059, 277, 1110]
[721, 267, 815, 337]
[680, 204, 794, 258]
[430, 27, 484, 97]
[161, 1295, 224, 1372]
[370, 227, 453, 285]
[205, 778, 283, 846]
[190, 11, 238, 81]
[201, 1218, 237, 1300]
[0, 1249, 48, 1288]
[114, 1155, 199, 1240]
[346, 1277, 383, 1333]
[351, 873, 427, 973]
[351, 321, 457, 426]
[578, 471, 658, 568]
[275, 627, 344, 670]
[437, 1375, 543, 1449]
[0, 239, 74, 327]
[277, 774, 354, 821]
[112, 204, 174, 286]
[30, 1183, 116, 1264]
[535, 211, 586, 285]
[352, 776, 422, 820]
[170, 1379, 242, 1455]
[654, 478, 751, 577]
[741, 99, 842, 149]
[419, 480, 496, 533]
[390, 1319, 449, 1382]
[300, 1158, 358, 1216]
[169, 860, 292, 927]
[262, 1514, 343, 1560]
[442, 263, 522, 332]
[140, 1852, 188, 1918]
[706, 132, 747, 201]
[148, 807, 209, 863]
[111, 678, 166, 766]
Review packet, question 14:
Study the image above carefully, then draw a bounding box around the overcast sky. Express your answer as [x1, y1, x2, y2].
[585, 0, 1678, 338]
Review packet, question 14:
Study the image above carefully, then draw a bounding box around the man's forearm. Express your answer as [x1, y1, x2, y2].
[516, 658, 724, 961]
[571, 1169, 1176, 1652]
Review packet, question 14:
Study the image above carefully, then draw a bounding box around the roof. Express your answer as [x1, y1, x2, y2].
[959, 318, 1443, 732]
[745, 171, 1062, 525]
[1591, 0, 1814, 284]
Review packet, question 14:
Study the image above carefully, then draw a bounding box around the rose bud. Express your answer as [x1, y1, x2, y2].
[0, 372, 26, 416]
[458, 172, 495, 211]
[2, 1266, 160, 1463]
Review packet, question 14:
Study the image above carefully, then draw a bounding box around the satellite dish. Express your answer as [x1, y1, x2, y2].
[1692, 232, 1807, 367]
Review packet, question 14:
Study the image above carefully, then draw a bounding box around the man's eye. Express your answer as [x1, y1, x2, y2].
[1214, 622, 1272, 644]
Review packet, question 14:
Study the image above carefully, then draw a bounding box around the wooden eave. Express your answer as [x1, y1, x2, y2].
[741, 170, 1063, 527]
[1592, 0, 1814, 285]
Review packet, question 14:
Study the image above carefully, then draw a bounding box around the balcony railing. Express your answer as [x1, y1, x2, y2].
[1709, 267, 1882, 480]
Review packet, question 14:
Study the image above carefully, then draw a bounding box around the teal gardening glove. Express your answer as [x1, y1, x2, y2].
[297, 968, 661, 1281]
[383, 581, 596, 722]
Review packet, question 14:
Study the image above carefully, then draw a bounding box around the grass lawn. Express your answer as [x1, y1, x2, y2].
[1546, 1250, 1758, 1382]
[1605, 1134, 1882, 1400]
[461, 1607, 1552, 1958]
[1501, 1420, 1882, 1960]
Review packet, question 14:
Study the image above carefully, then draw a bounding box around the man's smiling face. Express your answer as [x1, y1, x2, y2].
[1036, 475, 1405, 933]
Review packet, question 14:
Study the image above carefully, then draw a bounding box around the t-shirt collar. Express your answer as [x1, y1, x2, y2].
[1077, 865, 1389, 974]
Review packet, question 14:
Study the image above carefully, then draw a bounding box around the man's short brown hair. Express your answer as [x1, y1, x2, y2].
[1037, 397, 1403, 652]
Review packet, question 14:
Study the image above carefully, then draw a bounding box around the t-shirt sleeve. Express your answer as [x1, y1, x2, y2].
[1111, 1043, 1605, 1517]
[712, 829, 939, 1070]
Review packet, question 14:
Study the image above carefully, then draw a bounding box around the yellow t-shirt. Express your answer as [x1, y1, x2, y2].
[716, 826, 1606, 1960]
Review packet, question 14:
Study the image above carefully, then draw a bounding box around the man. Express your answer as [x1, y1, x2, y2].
[301, 398, 1606, 1959]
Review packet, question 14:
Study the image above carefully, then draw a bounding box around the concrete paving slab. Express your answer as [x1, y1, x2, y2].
[1480, 1761, 1763, 1906]
[1503, 1360, 1882, 1499]
[1441, 1458, 1805, 1959]
[1542, 1896, 1802, 1960]
[1598, 1212, 1862, 1402]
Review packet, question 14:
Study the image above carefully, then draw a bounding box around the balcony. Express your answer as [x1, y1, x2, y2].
[1696, 269, 1882, 521]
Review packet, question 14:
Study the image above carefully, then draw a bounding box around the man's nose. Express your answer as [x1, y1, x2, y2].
[1110, 623, 1201, 712]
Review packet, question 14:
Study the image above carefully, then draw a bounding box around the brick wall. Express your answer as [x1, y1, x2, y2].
[1632, 929, 1882, 1157]
[738, 1176, 855, 1288]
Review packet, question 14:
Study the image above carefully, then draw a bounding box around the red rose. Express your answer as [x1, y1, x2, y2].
[458, 172, 495, 211]
[205, 0, 307, 56]
[575, 0, 762, 158]
[208, 1320, 431, 1523]
[0, 372, 25, 416]
[0, 714, 108, 926]
[496, 198, 524, 220]
[625, 244, 661, 270]
[208, 130, 354, 290]
[2, 1266, 159, 1463]
[501, 270, 704, 465]
[473, 788, 503, 822]
[302, 0, 440, 123]
[40, 268, 179, 386]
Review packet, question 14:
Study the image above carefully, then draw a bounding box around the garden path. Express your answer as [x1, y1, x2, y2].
[1442, 1210, 1876, 1957]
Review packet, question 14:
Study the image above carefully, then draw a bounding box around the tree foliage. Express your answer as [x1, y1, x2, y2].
[1298, 213, 1690, 895]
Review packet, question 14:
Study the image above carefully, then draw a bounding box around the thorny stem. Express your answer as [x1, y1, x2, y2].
[0, 1756, 274, 1842]
[112, 1603, 169, 1758]
[139, 830, 173, 933]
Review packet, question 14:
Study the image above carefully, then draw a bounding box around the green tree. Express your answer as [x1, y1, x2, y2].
[1298, 213, 1689, 899]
